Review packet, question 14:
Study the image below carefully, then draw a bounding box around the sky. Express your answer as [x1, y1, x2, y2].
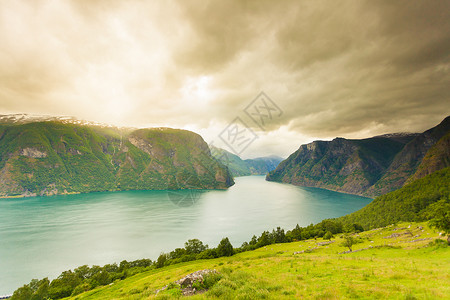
[0, 0, 449, 158]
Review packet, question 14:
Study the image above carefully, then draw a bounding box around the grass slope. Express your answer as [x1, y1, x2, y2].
[339, 167, 450, 230]
[68, 222, 449, 300]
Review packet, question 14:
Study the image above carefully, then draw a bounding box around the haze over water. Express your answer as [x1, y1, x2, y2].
[0, 176, 371, 295]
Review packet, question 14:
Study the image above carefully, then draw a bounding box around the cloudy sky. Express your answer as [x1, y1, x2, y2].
[1, 0, 449, 158]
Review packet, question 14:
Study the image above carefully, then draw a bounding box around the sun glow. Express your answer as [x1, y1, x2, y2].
[180, 75, 216, 103]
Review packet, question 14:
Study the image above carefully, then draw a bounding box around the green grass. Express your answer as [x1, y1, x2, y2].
[67, 222, 449, 299]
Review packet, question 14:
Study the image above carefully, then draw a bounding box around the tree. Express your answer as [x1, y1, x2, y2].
[273, 227, 286, 243]
[341, 235, 356, 251]
[344, 223, 364, 233]
[323, 231, 333, 240]
[11, 285, 32, 300]
[249, 235, 258, 245]
[31, 278, 49, 300]
[216, 237, 234, 257]
[156, 253, 168, 268]
[256, 231, 272, 247]
[74, 265, 91, 280]
[429, 207, 450, 244]
[48, 271, 81, 299]
[184, 239, 208, 254]
[11, 278, 50, 300]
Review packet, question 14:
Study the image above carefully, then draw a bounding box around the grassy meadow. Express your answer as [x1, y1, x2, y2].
[67, 221, 449, 300]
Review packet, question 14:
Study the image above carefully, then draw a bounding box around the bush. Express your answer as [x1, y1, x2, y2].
[323, 231, 333, 240]
[217, 238, 234, 257]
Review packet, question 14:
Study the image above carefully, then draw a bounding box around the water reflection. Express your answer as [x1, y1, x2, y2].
[166, 189, 205, 207]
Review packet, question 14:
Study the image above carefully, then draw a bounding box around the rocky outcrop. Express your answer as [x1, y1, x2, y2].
[156, 269, 219, 296]
[20, 147, 47, 158]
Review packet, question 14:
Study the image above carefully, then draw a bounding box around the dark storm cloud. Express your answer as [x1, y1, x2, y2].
[0, 0, 449, 156]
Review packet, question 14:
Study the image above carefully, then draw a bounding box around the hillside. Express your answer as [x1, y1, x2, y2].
[27, 222, 448, 299]
[0, 122, 233, 197]
[406, 132, 450, 184]
[338, 167, 450, 230]
[10, 166, 450, 299]
[267, 116, 450, 197]
[211, 147, 283, 177]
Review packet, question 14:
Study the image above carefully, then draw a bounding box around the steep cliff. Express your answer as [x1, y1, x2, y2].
[267, 116, 449, 197]
[266, 136, 409, 196]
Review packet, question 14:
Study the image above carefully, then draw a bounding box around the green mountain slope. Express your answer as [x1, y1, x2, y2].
[339, 167, 450, 230]
[406, 132, 450, 184]
[211, 147, 283, 177]
[267, 116, 450, 197]
[0, 122, 234, 197]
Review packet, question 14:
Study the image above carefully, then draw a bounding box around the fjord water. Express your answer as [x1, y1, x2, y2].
[0, 176, 371, 295]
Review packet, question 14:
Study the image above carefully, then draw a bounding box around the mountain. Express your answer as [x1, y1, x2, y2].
[267, 116, 450, 197]
[244, 155, 284, 175]
[0, 113, 115, 127]
[366, 116, 450, 195]
[211, 147, 283, 176]
[406, 132, 450, 183]
[0, 121, 234, 197]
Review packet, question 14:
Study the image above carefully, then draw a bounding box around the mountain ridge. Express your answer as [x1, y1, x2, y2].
[0, 121, 234, 198]
[267, 116, 450, 197]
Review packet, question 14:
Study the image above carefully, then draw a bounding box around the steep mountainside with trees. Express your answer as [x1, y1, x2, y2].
[0, 122, 234, 197]
[338, 167, 450, 230]
[267, 116, 449, 197]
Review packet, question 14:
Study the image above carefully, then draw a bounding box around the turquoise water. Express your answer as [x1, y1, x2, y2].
[0, 176, 371, 294]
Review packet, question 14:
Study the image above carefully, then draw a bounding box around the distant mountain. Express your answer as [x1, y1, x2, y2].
[0, 120, 234, 197]
[211, 147, 283, 177]
[267, 116, 450, 197]
[0, 113, 115, 128]
[244, 155, 284, 175]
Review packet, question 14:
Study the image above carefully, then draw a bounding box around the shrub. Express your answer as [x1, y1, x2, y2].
[323, 231, 333, 240]
[217, 238, 234, 257]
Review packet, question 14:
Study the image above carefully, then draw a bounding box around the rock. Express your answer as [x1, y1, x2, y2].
[407, 238, 432, 243]
[384, 233, 401, 238]
[316, 240, 335, 246]
[157, 269, 218, 296]
[20, 147, 47, 158]
[179, 277, 192, 288]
